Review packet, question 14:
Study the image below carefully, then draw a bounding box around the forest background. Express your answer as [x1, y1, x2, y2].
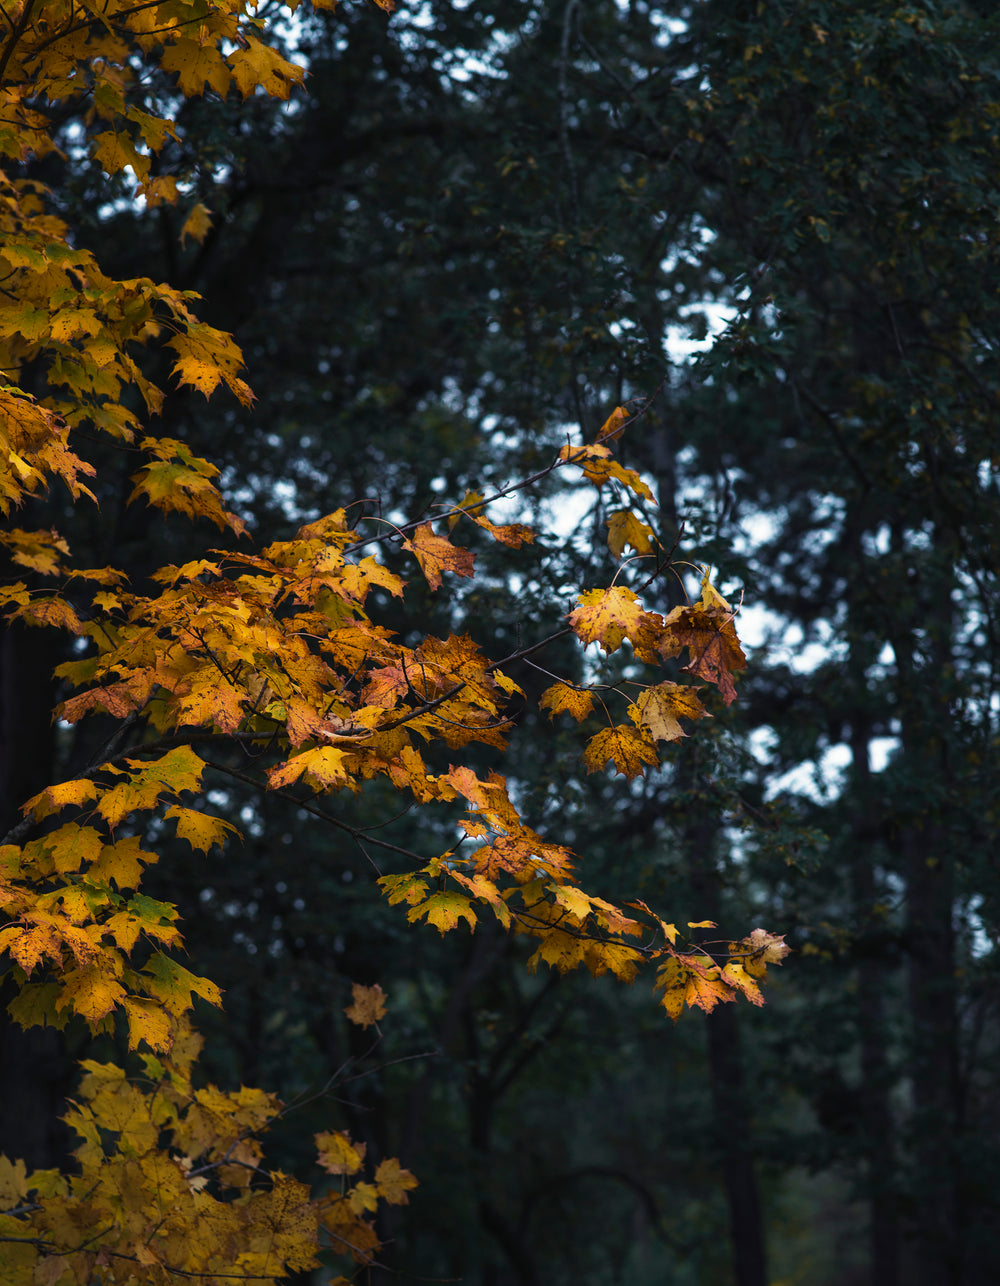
[1, 2, 999, 1286]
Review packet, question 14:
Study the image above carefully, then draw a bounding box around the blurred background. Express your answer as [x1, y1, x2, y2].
[3, 2, 999, 1284]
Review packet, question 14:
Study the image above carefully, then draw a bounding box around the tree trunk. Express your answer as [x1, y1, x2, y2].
[890, 533, 962, 1286]
[849, 719, 901, 1286]
[0, 625, 74, 1169]
[686, 797, 768, 1286]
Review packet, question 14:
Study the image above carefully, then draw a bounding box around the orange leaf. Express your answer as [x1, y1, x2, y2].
[596, 404, 630, 443]
[402, 524, 475, 591]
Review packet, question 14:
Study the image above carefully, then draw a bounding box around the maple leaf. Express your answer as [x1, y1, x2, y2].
[91, 836, 154, 890]
[0, 526, 69, 575]
[180, 202, 213, 247]
[721, 961, 765, 1007]
[682, 962, 735, 1014]
[267, 746, 350, 790]
[583, 725, 659, 779]
[730, 928, 792, 979]
[407, 891, 477, 934]
[164, 807, 239, 854]
[630, 682, 709, 743]
[378, 872, 430, 906]
[654, 955, 735, 1021]
[374, 1158, 418, 1205]
[23, 777, 98, 821]
[44, 823, 102, 875]
[316, 1131, 366, 1176]
[228, 40, 305, 99]
[658, 586, 747, 706]
[56, 961, 128, 1025]
[539, 682, 596, 722]
[141, 954, 222, 1017]
[596, 404, 630, 443]
[402, 523, 476, 590]
[92, 131, 150, 181]
[122, 995, 174, 1053]
[569, 586, 646, 654]
[493, 669, 525, 697]
[448, 869, 512, 927]
[551, 883, 595, 923]
[344, 982, 387, 1028]
[0, 1155, 29, 1206]
[606, 510, 655, 560]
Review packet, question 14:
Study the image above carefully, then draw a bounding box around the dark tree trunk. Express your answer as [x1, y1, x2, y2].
[849, 719, 901, 1286]
[0, 625, 74, 1169]
[891, 535, 963, 1286]
[686, 801, 768, 1286]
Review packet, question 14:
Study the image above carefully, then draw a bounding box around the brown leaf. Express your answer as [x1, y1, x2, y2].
[402, 524, 475, 590]
[658, 603, 746, 705]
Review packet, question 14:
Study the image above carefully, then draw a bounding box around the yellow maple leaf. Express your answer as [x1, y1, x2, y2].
[721, 961, 765, 1007]
[180, 202, 213, 247]
[122, 995, 174, 1052]
[568, 586, 646, 654]
[228, 40, 305, 99]
[606, 510, 655, 560]
[347, 1181, 380, 1215]
[407, 891, 477, 934]
[631, 682, 709, 743]
[343, 982, 387, 1029]
[0, 1155, 30, 1207]
[0, 526, 69, 575]
[551, 884, 594, 924]
[56, 963, 127, 1024]
[267, 746, 350, 790]
[374, 1158, 418, 1205]
[23, 777, 98, 821]
[316, 1131, 366, 1176]
[539, 681, 596, 722]
[91, 836, 153, 890]
[583, 725, 658, 779]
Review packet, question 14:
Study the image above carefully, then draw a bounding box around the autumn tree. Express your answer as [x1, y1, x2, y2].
[0, 2, 792, 1282]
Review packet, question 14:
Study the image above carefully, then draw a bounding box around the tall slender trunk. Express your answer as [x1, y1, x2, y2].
[891, 531, 962, 1285]
[650, 416, 768, 1286]
[686, 787, 768, 1286]
[848, 718, 900, 1286]
[0, 626, 74, 1169]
